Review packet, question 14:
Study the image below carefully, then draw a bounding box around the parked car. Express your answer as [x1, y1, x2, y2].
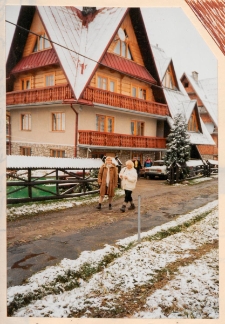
[144, 160, 168, 179]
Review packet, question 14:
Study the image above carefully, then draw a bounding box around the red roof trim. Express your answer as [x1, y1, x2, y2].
[101, 52, 157, 84]
[11, 48, 59, 74]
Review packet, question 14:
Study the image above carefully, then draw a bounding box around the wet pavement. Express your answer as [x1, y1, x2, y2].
[7, 178, 218, 287]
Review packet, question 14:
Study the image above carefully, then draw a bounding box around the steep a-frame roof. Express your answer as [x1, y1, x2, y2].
[7, 6, 162, 101]
[151, 45, 173, 83]
[151, 44, 180, 90]
[150, 45, 214, 146]
[181, 72, 218, 127]
[37, 6, 127, 100]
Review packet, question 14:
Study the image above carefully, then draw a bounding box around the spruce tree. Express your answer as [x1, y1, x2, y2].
[164, 113, 191, 167]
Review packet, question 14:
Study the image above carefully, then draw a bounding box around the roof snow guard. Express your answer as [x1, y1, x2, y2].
[7, 155, 103, 170]
[186, 0, 225, 54]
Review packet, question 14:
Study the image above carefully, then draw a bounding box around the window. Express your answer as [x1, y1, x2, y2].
[131, 120, 144, 136]
[21, 78, 31, 90]
[33, 33, 51, 52]
[162, 67, 176, 89]
[96, 115, 114, 133]
[113, 29, 132, 59]
[97, 75, 116, 92]
[50, 149, 65, 158]
[20, 147, 31, 156]
[52, 112, 65, 131]
[188, 112, 199, 132]
[131, 85, 147, 100]
[21, 114, 32, 130]
[45, 73, 55, 86]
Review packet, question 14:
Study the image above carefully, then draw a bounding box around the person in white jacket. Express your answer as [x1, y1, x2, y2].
[119, 160, 137, 212]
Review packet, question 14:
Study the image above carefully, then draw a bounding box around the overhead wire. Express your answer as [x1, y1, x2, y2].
[6, 19, 165, 90]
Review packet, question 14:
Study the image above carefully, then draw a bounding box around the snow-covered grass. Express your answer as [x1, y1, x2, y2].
[7, 189, 125, 221]
[7, 176, 217, 220]
[7, 200, 218, 318]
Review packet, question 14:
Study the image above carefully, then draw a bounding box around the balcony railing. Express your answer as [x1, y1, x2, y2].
[6, 84, 73, 106]
[79, 131, 166, 148]
[82, 86, 169, 116]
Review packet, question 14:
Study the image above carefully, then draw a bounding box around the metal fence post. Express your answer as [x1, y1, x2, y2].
[138, 195, 141, 243]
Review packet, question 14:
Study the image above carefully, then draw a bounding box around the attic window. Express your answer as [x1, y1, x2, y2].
[33, 33, 51, 52]
[188, 112, 199, 132]
[184, 82, 189, 88]
[113, 29, 133, 60]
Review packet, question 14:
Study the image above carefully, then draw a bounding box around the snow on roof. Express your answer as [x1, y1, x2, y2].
[207, 159, 218, 165]
[166, 112, 215, 146]
[7, 155, 104, 170]
[150, 45, 171, 81]
[188, 119, 215, 145]
[182, 73, 218, 127]
[163, 88, 195, 120]
[186, 159, 204, 166]
[38, 6, 127, 100]
[198, 78, 218, 104]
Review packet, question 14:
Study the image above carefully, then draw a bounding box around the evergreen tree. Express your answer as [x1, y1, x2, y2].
[164, 113, 191, 167]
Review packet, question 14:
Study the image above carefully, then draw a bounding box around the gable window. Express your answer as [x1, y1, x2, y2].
[188, 112, 199, 132]
[21, 78, 31, 90]
[21, 113, 32, 130]
[131, 120, 144, 136]
[33, 33, 51, 52]
[96, 115, 114, 133]
[50, 149, 65, 158]
[113, 29, 132, 60]
[20, 146, 31, 156]
[45, 73, 55, 86]
[97, 75, 116, 93]
[131, 85, 147, 100]
[52, 112, 65, 131]
[162, 67, 176, 90]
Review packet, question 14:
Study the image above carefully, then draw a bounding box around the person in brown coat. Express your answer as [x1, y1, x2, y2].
[96, 156, 118, 210]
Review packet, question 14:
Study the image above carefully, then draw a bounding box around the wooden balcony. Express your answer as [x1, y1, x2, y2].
[82, 86, 169, 116]
[6, 84, 73, 106]
[79, 131, 166, 148]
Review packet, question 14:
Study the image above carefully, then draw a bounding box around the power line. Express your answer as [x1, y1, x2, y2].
[6, 20, 164, 90]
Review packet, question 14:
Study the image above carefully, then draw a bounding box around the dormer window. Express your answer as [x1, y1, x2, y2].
[113, 29, 133, 60]
[33, 33, 51, 52]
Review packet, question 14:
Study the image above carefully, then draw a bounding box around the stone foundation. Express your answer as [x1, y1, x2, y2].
[11, 142, 75, 158]
[10, 143, 165, 165]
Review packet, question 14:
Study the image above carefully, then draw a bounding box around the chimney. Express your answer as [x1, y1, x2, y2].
[82, 7, 96, 16]
[192, 71, 198, 82]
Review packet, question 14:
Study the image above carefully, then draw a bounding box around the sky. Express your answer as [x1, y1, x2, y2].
[5, 5, 217, 81]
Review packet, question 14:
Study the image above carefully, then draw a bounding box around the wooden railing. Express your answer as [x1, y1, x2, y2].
[79, 131, 166, 148]
[83, 86, 169, 116]
[6, 84, 73, 105]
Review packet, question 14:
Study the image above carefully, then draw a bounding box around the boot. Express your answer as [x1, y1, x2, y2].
[120, 204, 126, 212]
[96, 203, 101, 210]
[109, 204, 112, 210]
[128, 203, 135, 210]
